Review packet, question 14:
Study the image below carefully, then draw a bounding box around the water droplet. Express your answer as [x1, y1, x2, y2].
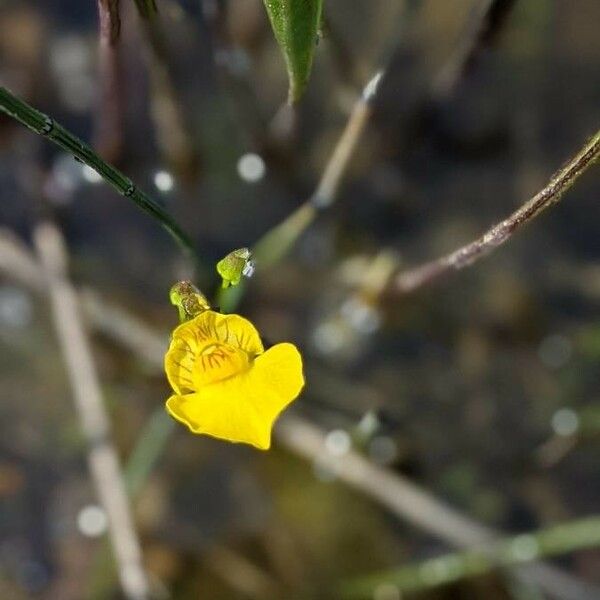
[511, 534, 539, 561]
[82, 165, 102, 184]
[0, 286, 33, 328]
[312, 321, 347, 355]
[325, 429, 351, 457]
[551, 408, 579, 437]
[154, 170, 174, 192]
[77, 504, 108, 538]
[237, 153, 266, 183]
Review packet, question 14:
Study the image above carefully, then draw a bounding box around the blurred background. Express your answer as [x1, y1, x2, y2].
[0, 0, 599, 598]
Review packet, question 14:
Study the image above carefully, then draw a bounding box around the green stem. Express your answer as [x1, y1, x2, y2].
[340, 516, 600, 598]
[0, 86, 195, 258]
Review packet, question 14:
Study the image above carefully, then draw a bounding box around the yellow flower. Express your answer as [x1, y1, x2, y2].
[164, 310, 304, 450]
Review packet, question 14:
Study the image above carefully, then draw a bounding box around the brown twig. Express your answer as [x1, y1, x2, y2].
[390, 129, 600, 296]
[32, 222, 150, 600]
[95, 0, 124, 162]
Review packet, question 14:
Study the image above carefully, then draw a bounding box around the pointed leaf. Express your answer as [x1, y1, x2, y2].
[262, 0, 323, 102]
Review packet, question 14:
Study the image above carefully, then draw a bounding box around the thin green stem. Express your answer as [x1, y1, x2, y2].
[341, 515, 600, 598]
[0, 86, 195, 258]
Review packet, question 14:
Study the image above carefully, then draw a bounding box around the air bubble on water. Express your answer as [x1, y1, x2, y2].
[154, 170, 175, 192]
[551, 408, 579, 437]
[77, 504, 108, 538]
[325, 429, 351, 457]
[237, 153, 266, 183]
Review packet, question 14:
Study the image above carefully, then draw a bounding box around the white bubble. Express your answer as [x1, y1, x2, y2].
[551, 408, 579, 437]
[237, 153, 266, 183]
[0, 286, 33, 328]
[242, 259, 255, 278]
[77, 505, 108, 538]
[82, 165, 102, 184]
[373, 582, 401, 600]
[538, 334, 572, 369]
[341, 298, 381, 334]
[312, 321, 346, 355]
[511, 535, 539, 561]
[154, 170, 174, 192]
[325, 429, 351, 457]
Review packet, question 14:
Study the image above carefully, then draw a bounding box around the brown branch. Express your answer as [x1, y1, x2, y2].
[391, 129, 600, 296]
[95, 0, 124, 162]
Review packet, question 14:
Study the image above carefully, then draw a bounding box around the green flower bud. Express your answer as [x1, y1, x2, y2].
[216, 248, 255, 288]
[170, 281, 210, 322]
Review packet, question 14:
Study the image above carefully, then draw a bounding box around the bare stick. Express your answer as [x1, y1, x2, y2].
[3, 234, 595, 600]
[252, 70, 385, 267]
[311, 71, 384, 209]
[95, 0, 124, 162]
[32, 222, 149, 600]
[391, 129, 600, 296]
[0, 86, 195, 257]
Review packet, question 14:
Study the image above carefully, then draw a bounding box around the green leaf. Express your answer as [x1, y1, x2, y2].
[262, 0, 323, 102]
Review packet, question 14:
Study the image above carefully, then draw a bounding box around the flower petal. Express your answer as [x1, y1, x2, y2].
[165, 310, 264, 394]
[172, 311, 263, 356]
[165, 342, 304, 449]
[211, 312, 264, 356]
[164, 335, 196, 395]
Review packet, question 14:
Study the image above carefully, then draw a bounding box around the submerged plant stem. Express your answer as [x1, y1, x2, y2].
[341, 516, 600, 598]
[0, 86, 195, 259]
